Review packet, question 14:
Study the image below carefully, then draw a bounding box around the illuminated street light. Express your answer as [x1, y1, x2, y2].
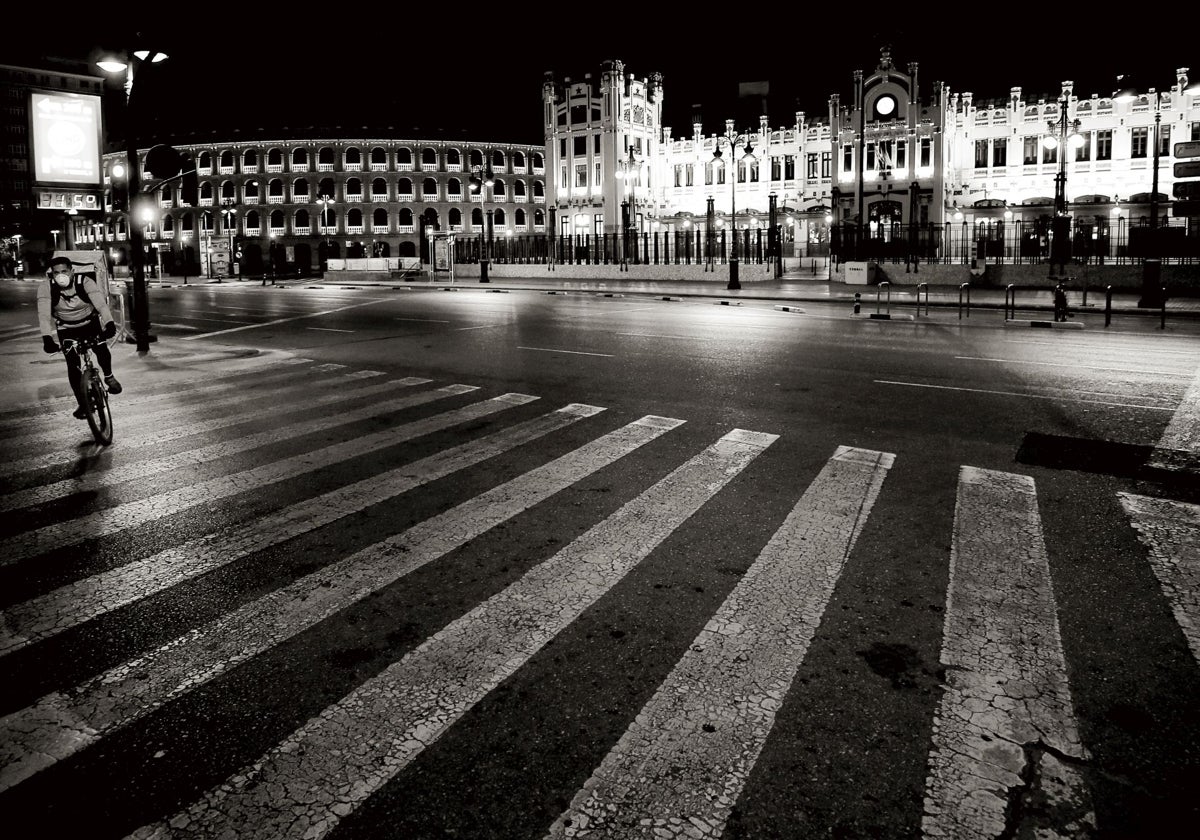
[1041, 94, 1084, 277]
[97, 44, 168, 350]
[469, 163, 495, 282]
[712, 126, 756, 290]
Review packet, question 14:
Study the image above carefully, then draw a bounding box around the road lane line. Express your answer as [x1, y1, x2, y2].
[181, 300, 377, 339]
[1146, 368, 1200, 472]
[546, 445, 893, 838]
[1119, 493, 1200, 664]
[876, 379, 1174, 411]
[953, 356, 1195, 377]
[517, 346, 615, 357]
[304, 327, 355, 332]
[0, 387, 518, 566]
[0, 377, 431, 514]
[922, 467, 1093, 839]
[126, 427, 771, 840]
[0, 404, 641, 791]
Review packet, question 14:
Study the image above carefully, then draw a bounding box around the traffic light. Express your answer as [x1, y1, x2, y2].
[111, 162, 129, 212]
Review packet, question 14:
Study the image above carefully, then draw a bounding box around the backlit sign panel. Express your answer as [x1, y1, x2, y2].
[30, 89, 104, 186]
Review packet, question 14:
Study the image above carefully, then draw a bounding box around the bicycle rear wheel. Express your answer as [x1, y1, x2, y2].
[83, 367, 113, 445]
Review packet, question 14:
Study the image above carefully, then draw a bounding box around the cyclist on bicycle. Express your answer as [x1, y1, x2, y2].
[37, 256, 122, 419]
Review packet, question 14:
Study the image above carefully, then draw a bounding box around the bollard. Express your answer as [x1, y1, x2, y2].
[1161, 285, 1167, 331]
[959, 283, 970, 319]
[853, 291, 861, 315]
[916, 282, 928, 317]
[877, 281, 891, 316]
[1105, 286, 1112, 327]
[1004, 284, 1015, 320]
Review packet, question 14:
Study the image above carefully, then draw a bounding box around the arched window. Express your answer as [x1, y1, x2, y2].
[399, 208, 414, 226]
[268, 148, 283, 167]
[293, 178, 310, 201]
[268, 179, 285, 200]
[220, 150, 235, 169]
[513, 179, 526, 198]
[318, 178, 336, 199]
[422, 178, 438, 199]
[345, 147, 362, 167]
[533, 181, 545, 198]
[492, 178, 506, 198]
[471, 208, 484, 226]
[197, 150, 212, 170]
[221, 181, 236, 200]
[270, 209, 285, 229]
[493, 208, 506, 226]
[347, 208, 364, 226]
[449, 208, 462, 227]
[373, 207, 388, 226]
[491, 149, 505, 170]
[421, 147, 438, 168]
[346, 178, 363, 199]
[245, 209, 261, 230]
[162, 215, 174, 233]
[243, 180, 260, 201]
[447, 178, 462, 198]
[397, 147, 413, 167]
[292, 147, 309, 167]
[397, 178, 414, 199]
[534, 209, 544, 226]
[515, 208, 526, 226]
[371, 146, 387, 167]
[318, 147, 335, 168]
[446, 148, 461, 167]
[532, 152, 545, 169]
[295, 209, 311, 231]
[242, 149, 257, 169]
[200, 182, 214, 201]
[512, 151, 525, 169]
[371, 178, 388, 199]
[469, 149, 484, 169]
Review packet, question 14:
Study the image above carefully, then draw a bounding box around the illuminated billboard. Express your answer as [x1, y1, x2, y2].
[30, 89, 104, 186]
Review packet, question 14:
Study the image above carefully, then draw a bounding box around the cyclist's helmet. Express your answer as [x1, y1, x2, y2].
[47, 256, 75, 290]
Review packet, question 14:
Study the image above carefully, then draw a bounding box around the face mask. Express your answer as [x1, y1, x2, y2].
[51, 271, 74, 291]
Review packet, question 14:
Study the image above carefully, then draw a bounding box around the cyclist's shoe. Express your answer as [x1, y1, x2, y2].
[105, 375, 123, 394]
[73, 406, 88, 420]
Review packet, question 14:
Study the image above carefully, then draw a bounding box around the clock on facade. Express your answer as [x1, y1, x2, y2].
[874, 94, 896, 118]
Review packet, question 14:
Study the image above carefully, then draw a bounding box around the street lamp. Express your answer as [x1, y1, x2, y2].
[220, 198, 238, 279]
[97, 46, 168, 350]
[315, 194, 334, 271]
[469, 164, 494, 282]
[13, 233, 22, 276]
[617, 148, 643, 267]
[1114, 77, 1164, 307]
[712, 126, 756, 289]
[49, 229, 61, 249]
[1041, 95, 1084, 278]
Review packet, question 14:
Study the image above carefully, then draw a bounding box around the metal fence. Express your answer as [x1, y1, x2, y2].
[829, 219, 1200, 267]
[452, 228, 777, 267]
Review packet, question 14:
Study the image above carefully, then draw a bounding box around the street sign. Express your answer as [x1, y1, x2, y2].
[1172, 200, 1200, 217]
[1175, 140, 1200, 159]
[1174, 181, 1200, 199]
[1174, 160, 1200, 178]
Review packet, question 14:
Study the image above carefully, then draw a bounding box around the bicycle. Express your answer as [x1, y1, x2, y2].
[61, 335, 114, 445]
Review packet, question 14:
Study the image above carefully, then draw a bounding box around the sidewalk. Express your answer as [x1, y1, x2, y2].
[173, 270, 1200, 321]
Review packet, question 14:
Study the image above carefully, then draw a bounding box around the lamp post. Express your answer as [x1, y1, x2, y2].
[220, 198, 238, 279]
[316, 193, 336, 268]
[49, 229, 61, 250]
[1041, 94, 1082, 278]
[617, 149, 643, 267]
[13, 233, 22, 277]
[98, 46, 167, 351]
[712, 126, 755, 289]
[469, 164, 494, 282]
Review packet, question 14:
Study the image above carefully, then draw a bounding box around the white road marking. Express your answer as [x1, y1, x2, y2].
[0, 377, 428, 514]
[127, 426, 771, 840]
[547, 445, 893, 838]
[922, 467, 1093, 839]
[0, 404, 642, 791]
[304, 327, 355, 332]
[1119, 493, 1200, 664]
[395, 317, 451, 323]
[953, 356, 1194, 377]
[181, 300, 377, 339]
[876, 379, 1175, 411]
[518, 345, 615, 357]
[0, 386, 520, 567]
[1147, 368, 1200, 471]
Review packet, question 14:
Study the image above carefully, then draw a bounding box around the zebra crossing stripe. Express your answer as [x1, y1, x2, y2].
[0, 356, 313, 427]
[1119, 493, 1200, 664]
[545, 445, 893, 838]
[0, 403, 625, 791]
[0, 398, 586, 656]
[126, 427, 772, 840]
[0, 387, 518, 566]
[3, 361, 327, 449]
[922, 467, 1094, 839]
[0, 376, 431, 513]
[1147, 368, 1200, 473]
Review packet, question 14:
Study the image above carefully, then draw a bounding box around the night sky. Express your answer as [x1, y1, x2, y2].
[11, 16, 1190, 148]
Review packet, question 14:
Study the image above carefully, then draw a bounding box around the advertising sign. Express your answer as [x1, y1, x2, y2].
[1174, 160, 1200, 179]
[433, 235, 452, 271]
[30, 90, 104, 186]
[1174, 141, 1200, 159]
[210, 245, 231, 279]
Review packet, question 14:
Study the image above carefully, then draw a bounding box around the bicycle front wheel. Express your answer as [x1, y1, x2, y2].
[83, 368, 113, 445]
